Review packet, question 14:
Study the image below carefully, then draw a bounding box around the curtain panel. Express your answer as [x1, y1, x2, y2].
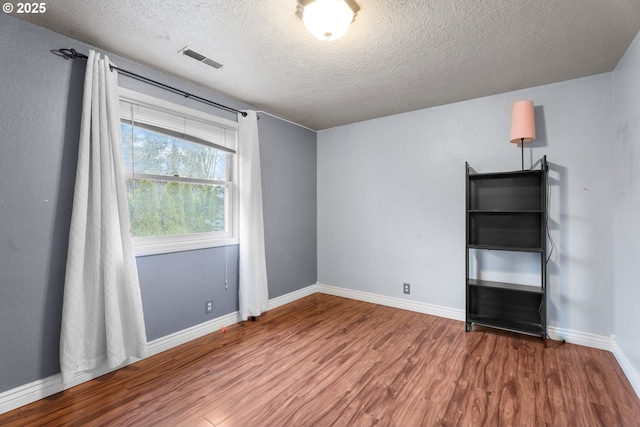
[238, 110, 269, 320]
[60, 50, 147, 386]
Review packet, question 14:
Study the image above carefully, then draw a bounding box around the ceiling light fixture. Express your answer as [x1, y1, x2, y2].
[296, 0, 360, 41]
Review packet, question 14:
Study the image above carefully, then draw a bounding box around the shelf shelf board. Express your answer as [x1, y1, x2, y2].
[468, 210, 543, 214]
[467, 316, 544, 336]
[467, 279, 543, 294]
[467, 244, 544, 253]
[468, 169, 543, 179]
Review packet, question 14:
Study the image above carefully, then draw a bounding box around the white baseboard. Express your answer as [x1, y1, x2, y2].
[317, 282, 465, 321]
[268, 284, 319, 311]
[147, 311, 241, 357]
[0, 374, 66, 418]
[0, 284, 318, 415]
[611, 336, 640, 400]
[148, 283, 319, 357]
[547, 326, 610, 350]
[316, 283, 614, 350]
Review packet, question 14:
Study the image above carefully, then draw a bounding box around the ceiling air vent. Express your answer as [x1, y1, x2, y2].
[180, 47, 224, 70]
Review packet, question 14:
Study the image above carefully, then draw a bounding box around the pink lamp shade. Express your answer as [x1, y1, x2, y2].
[510, 100, 536, 144]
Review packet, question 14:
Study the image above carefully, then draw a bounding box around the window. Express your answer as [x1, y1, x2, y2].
[119, 88, 238, 255]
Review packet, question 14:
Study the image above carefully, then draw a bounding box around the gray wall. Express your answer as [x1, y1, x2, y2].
[0, 14, 317, 393]
[613, 31, 640, 379]
[137, 246, 239, 342]
[259, 114, 317, 299]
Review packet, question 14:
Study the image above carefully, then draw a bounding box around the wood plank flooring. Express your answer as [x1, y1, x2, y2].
[1, 293, 639, 426]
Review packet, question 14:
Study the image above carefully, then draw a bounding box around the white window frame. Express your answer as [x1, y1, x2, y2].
[119, 88, 239, 256]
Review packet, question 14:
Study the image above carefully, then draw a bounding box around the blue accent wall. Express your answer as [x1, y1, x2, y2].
[0, 13, 317, 393]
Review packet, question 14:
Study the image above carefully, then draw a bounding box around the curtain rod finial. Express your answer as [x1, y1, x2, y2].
[58, 48, 88, 60]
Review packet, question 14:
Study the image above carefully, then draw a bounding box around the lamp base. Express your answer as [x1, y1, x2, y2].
[521, 138, 524, 170]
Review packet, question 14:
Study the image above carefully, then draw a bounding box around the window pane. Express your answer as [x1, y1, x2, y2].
[127, 179, 226, 237]
[121, 123, 227, 181]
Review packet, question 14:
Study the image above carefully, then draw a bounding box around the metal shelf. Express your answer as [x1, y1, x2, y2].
[468, 210, 543, 213]
[467, 316, 544, 336]
[465, 156, 548, 341]
[467, 279, 543, 294]
[468, 244, 544, 252]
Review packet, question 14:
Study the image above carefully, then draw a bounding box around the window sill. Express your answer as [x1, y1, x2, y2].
[133, 237, 238, 257]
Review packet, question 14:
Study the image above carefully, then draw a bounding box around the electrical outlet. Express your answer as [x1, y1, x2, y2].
[403, 283, 410, 295]
[205, 300, 213, 314]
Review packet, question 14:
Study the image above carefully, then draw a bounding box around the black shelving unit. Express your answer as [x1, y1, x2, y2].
[465, 156, 548, 340]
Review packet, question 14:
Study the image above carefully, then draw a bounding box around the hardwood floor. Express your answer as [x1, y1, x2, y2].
[2, 293, 639, 426]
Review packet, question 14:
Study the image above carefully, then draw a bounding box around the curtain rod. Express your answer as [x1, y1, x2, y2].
[58, 48, 247, 117]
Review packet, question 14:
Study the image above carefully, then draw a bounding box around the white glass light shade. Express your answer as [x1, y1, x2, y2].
[300, 0, 356, 41]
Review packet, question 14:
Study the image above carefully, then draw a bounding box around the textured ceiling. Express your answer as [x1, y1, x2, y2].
[15, 0, 640, 130]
